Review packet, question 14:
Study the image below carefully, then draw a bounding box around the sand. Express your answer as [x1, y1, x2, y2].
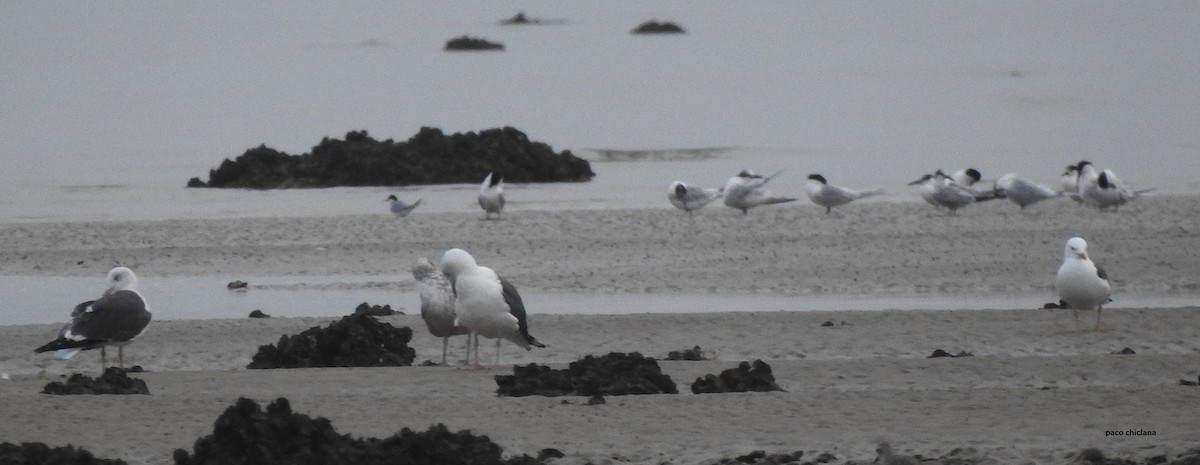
[1, 196, 1199, 465]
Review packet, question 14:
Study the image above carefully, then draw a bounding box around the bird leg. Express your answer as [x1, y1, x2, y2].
[99, 347, 108, 371]
[494, 338, 502, 366]
[117, 346, 125, 369]
[441, 336, 449, 366]
[1093, 307, 1104, 332]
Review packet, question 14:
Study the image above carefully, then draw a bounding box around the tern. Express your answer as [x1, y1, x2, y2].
[667, 181, 723, 215]
[385, 195, 422, 217]
[722, 170, 797, 214]
[994, 173, 1061, 209]
[804, 174, 884, 214]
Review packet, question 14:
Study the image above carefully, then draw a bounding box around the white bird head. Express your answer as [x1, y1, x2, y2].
[104, 266, 138, 295]
[439, 248, 478, 279]
[1064, 237, 1090, 261]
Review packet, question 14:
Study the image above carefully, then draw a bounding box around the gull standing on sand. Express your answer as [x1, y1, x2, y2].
[478, 172, 505, 220]
[1075, 161, 1150, 211]
[439, 248, 545, 365]
[385, 195, 421, 217]
[667, 181, 723, 215]
[412, 257, 471, 365]
[34, 267, 153, 371]
[722, 170, 796, 214]
[1055, 237, 1112, 331]
[804, 174, 884, 214]
[994, 173, 1061, 209]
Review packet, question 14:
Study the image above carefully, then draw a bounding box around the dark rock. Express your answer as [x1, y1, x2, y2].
[666, 345, 709, 361]
[0, 442, 127, 465]
[537, 449, 565, 461]
[1180, 376, 1199, 386]
[631, 20, 686, 34]
[173, 397, 544, 465]
[495, 352, 678, 397]
[691, 360, 784, 394]
[247, 313, 415, 369]
[586, 395, 606, 405]
[42, 367, 150, 395]
[1043, 300, 1069, 309]
[1113, 347, 1136, 355]
[929, 349, 974, 358]
[814, 452, 837, 463]
[189, 127, 593, 189]
[227, 280, 249, 290]
[353, 302, 401, 316]
[445, 35, 504, 51]
[820, 320, 834, 327]
[248, 310, 271, 319]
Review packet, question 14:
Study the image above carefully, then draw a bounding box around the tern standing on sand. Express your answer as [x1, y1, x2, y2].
[668, 181, 723, 215]
[722, 170, 796, 214]
[479, 172, 505, 219]
[804, 174, 883, 214]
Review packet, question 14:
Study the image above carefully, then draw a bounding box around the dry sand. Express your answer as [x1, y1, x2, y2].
[1, 195, 1199, 465]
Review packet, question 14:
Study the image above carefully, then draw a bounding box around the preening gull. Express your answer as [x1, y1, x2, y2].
[804, 174, 883, 214]
[478, 172, 505, 220]
[34, 267, 152, 370]
[412, 257, 471, 365]
[439, 248, 544, 365]
[667, 181, 722, 215]
[722, 170, 796, 214]
[385, 195, 422, 217]
[994, 173, 1061, 209]
[1055, 237, 1112, 331]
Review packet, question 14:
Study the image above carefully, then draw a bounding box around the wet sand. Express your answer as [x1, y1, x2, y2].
[1, 195, 1199, 464]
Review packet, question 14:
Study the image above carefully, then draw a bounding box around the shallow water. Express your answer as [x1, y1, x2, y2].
[6, 274, 1194, 326]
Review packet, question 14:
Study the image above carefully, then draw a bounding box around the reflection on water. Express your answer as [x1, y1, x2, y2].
[3, 274, 1194, 326]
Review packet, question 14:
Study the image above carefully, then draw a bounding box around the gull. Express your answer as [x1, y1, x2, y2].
[478, 172, 505, 220]
[412, 257, 471, 365]
[1076, 161, 1151, 211]
[722, 170, 797, 214]
[909, 171, 997, 215]
[1055, 237, 1112, 331]
[667, 181, 723, 215]
[804, 174, 884, 214]
[385, 195, 422, 217]
[439, 248, 545, 365]
[994, 173, 1061, 209]
[34, 267, 153, 371]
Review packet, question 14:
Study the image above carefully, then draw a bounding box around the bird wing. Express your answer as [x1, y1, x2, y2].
[68, 290, 151, 343]
[1095, 263, 1109, 282]
[499, 278, 544, 348]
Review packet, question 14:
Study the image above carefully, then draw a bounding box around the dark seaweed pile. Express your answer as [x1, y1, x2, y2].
[42, 367, 150, 395]
[445, 35, 504, 51]
[691, 360, 784, 394]
[496, 352, 678, 397]
[188, 127, 593, 189]
[247, 313, 415, 369]
[666, 345, 710, 361]
[173, 397, 550, 465]
[0, 442, 128, 465]
[352, 302, 402, 317]
[631, 20, 686, 34]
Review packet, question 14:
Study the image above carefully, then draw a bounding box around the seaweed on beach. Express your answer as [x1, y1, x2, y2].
[444, 35, 504, 51]
[173, 397, 552, 465]
[691, 360, 784, 394]
[41, 367, 150, 395]
[495, 352, 678, 397]
[352, 302, 401, 317]
[0, 442, 128, 465]
[247, 313, 415, 369]
[188, 127, 593, 189]
[665, 345, 710, 361]
[631, 20, 686, 34]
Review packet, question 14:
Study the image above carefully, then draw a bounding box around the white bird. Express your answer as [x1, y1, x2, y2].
[439, 248, 544, 365]
[1076, 161, 1150, 211]
[34, 267, 153, 371]
[909, 171, 997, 215]
[722, 170, 797, 214]
[412, 257, 471, 366]
[994, 173, 1061, 209]
[385, 195, 422, 217]
[1055, 237, 1112, 331]
[478, 172, 505, 220]
[667, 181, 723, 215]
[804, 174, 884, 214]
[1059, 164, 1083, 203]
[950, 168, 982, 189]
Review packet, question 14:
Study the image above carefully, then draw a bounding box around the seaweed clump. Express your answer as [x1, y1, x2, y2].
[42, 367, 150, 395]
[188, 127, 594, 189]
[173, 397, 549, 465]
[444, 36, 504, 51]
[631, 20, 686, 34]
[0, 442, 127, 465]
[247, 313, 415, 369]
[691, 360, 784, 394]
[496, 352, 677, 397]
